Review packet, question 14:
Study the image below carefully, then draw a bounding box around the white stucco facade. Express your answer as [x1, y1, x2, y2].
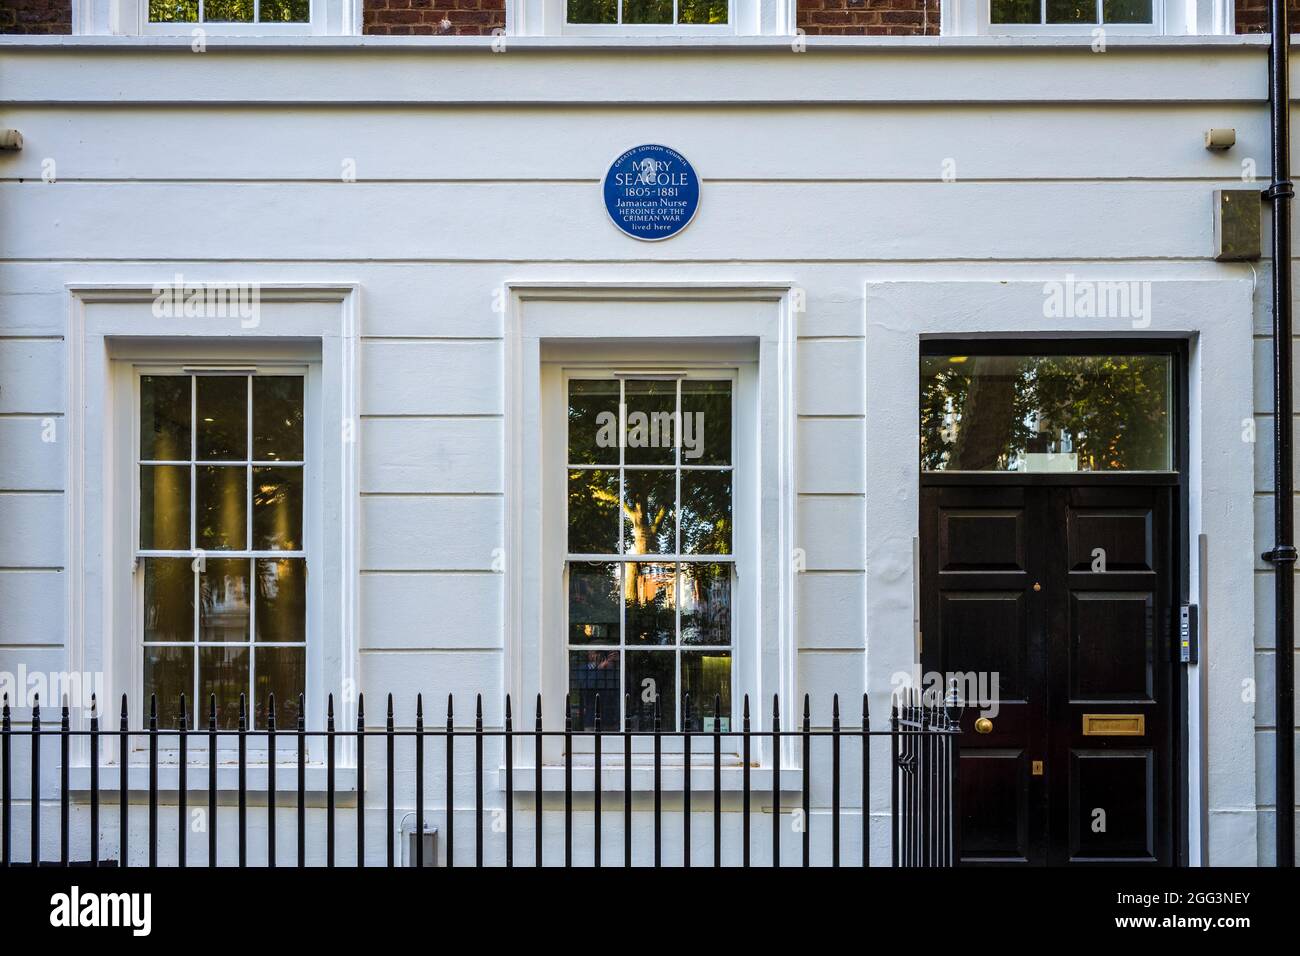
[0, 30, 1294, 866]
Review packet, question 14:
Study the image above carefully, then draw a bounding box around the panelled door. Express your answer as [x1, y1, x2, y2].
[920, 479, 1176, 866]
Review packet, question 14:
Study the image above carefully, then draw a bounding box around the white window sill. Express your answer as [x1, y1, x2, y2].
[497, 765, 804, 793]
[67, 764, 357, 794]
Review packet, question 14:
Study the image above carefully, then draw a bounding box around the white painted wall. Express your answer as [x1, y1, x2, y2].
[0, 34, 1291, 865]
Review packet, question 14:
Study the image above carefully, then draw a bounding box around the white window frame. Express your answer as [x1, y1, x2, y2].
[65, 284, 359, 779]
[942, 0, 1234, 34]
[74, 0, 357, 35]
[561, 0, 735, 36]
[512, 0, 792, 36]
[505, 283, 798, 777]
[559, 365, 742, 752]
[130, 363, 314, 751]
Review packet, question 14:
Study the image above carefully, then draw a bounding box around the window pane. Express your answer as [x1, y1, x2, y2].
[568, 562, 621, 645]
[1103, 0, 1151, 21]
[149, 0, 198, 21]
[626, 650, 675, 731]
[624, 562, 675, 646]
[256, 558, 306, 643]
[143, 558, 194, 642]
[682, 651, 731, 731]
[624, 379, 677, 465]
[568, 650, 620, 731]
[622, 469, 675, 554]
[680, 470, 731, 555]
[568, 379, 620, 465]
[200, 557, 250, 642]
[253, 376, 304, 461]
[624, 0, 673, 23]
[253, 466, 303, 551]
[144, 647, 194, 728]
[990, 0, 1039, 22]
[678, 0, 728, 23]
[680, 380, 731, 465]
[140, 464, 191, 550]
[196, 465, 247, 550]
[258, 0, 310, 22]
[254, 647, 305, 729]
[204, 0, 254, 21]
[568, 469, 620, 554]
[199, 645, 249, 730]
[1046, 0, 1095, 21]
[140, 375, 191, 461]
[568, 0, 617, 23]
[920, 354, 1172, 472]
[680, 562, 731, 645]
[196, 376, 248, 461]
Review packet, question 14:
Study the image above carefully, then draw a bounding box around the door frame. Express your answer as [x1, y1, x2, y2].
[918, 337, 1189, 865]
[863, 278, 1257, 866]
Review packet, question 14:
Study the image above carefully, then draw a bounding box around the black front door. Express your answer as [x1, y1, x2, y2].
[920, 479, 1176, 865]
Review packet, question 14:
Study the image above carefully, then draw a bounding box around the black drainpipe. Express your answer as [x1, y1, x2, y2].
[1264, 0, 1296, 868]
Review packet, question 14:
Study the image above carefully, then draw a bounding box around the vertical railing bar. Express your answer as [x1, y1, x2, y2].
[326, 693, 335, 868]
[178, 695, 187, 868]
[356, 693, 364, 868]
[563, 694, 572, 868]
[445, 694, 454, 869]
[505, 695, 514, 868]
[771, 695, 780, 869]
[208, 694, 217, 868]
[593, 694, 602, 869]
[534, 695, 542, 868]
[682, 692, 691, 869]
[623, 693, 631, 869]
[31, 696, 39, 867]
[267, 694, 276, 869]
[862, 693, 870, 869]
[713, 692, 721, 869]
[415, 694, 425, 869]
[890, 699, 898, 868]
[386, 694, 395, 868]
[148, 695, 159, 867]
[653, 695, 662, 869]
[90, 695, 100, 868]
[475, 694, 484, 868]
[121, 695, 130, 868]
[60, 701, 69, 866]
[2, 694, 10, 867]
[742, 694, 750, 868]
[237, 693, 246, 868]
[832, 693, 840, 869]
[801, 694, 810, 868]
[296, 695, 305, 868]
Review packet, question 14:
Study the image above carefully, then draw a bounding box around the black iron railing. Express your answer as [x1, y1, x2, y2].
[0, 689, 959, 868]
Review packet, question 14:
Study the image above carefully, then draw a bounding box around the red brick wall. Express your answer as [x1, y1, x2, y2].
[1235, 0, 1300, 33]
[0, 0, 72, 34]
[363, 0, 505, 35]
[798, 0, 938, 36]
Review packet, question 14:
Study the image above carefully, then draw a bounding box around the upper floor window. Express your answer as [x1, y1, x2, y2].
[567, 0, 730, 31]
[989, 0, 1155, 30]
[145, 0, 313, 31]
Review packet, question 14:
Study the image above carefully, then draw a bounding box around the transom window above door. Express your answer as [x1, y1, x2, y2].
[137, 371, 307, 731]
[920, 351, 1174, 472]
[565, 374, 734, 733]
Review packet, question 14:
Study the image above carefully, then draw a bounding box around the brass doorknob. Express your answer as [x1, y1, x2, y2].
[975, 717, 994, 734]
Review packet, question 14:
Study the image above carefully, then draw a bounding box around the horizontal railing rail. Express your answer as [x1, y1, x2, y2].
[0, 689, 960, 868]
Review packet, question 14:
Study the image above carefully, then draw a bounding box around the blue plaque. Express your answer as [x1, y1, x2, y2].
[603, 144, 701, 241]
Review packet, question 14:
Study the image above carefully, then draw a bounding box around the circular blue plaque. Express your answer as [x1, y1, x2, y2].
[603, 144, 701, 241]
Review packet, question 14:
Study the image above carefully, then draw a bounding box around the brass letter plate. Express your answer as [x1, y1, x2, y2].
[1082, 714, 1145, 736]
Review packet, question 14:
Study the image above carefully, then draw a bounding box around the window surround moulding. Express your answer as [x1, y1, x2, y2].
[64, 283, 360, 773]
[503, 281, 800, 777]
[941, 0, 1235, 35]
[74, 0, 360, 36]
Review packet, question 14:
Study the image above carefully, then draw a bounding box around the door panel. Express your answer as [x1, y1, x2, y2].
[921, 481, 1175, 867]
